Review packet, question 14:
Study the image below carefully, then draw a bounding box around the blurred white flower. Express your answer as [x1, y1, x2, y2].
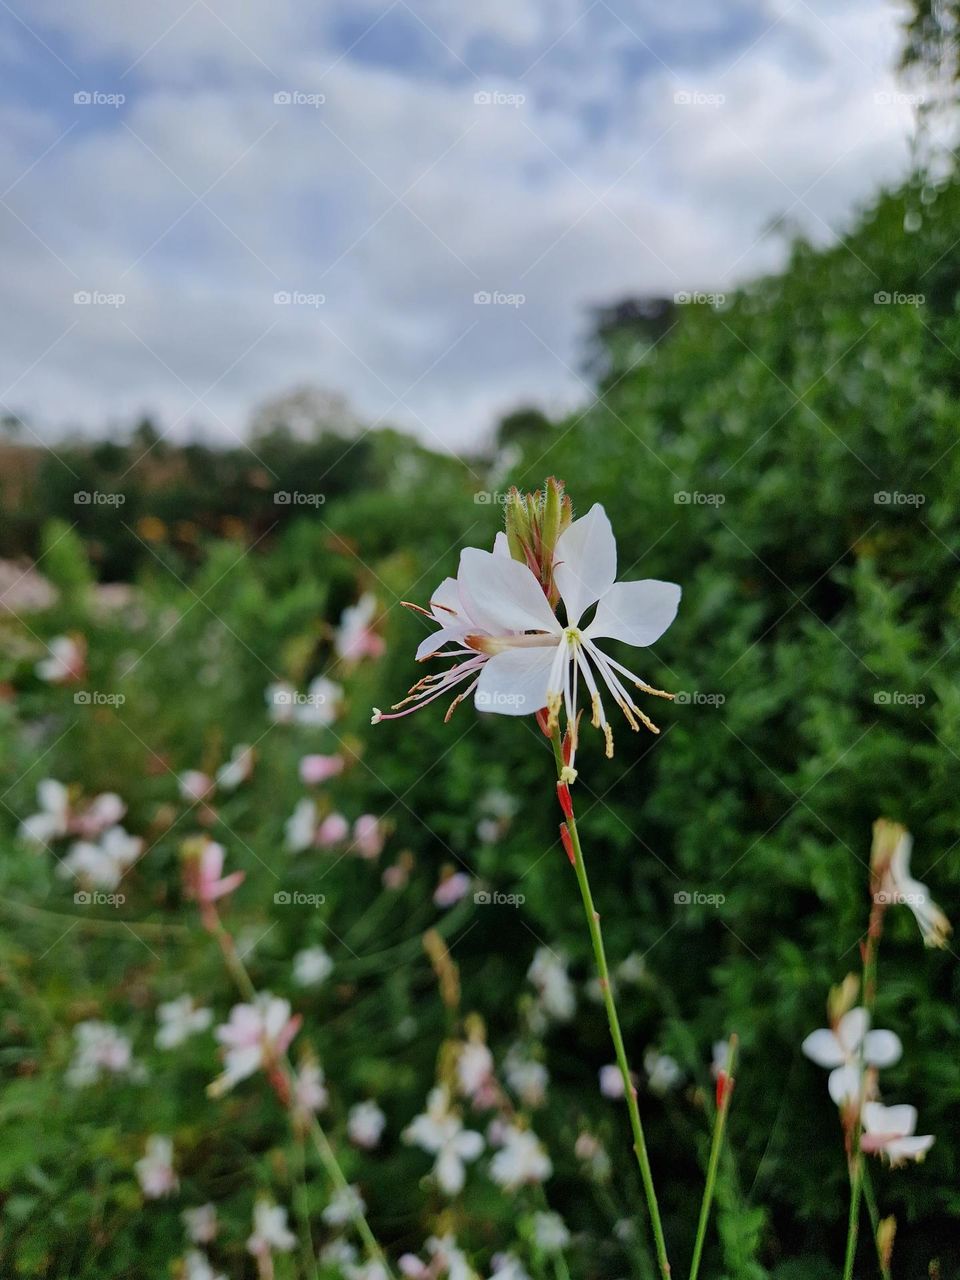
[36, 634, 85, 684]
[644, 1050, 682, 1096]
[284, 798, 317, 853]
[66, 1020, 136, 1087]
[179, 770, 214, 803]
[294, 1061, 329, 1114]
[299, 753, 345, 785]
[574, 1130, 610, 1181]
[73, 791, 126, 838]
[293, 945, 334, 987]
[527, 949, 575, 1024]
[182, 1251, 225, 1280]
[182, 1203, 218, 1244]
[210, 994, 300, 1095]
[215, 743, 254, 791]
[247, 1200, 296, 1257]
[321, 1240, 359, 1269]
[322, 1184, 366, 1227]
[878, 829, 952, 948]
[348, 1100, 387, 1149]
[58, 825, 143, 890]
[802, 1008, 901, 1106]
[532, 1212, 570, 1254]
[296, 676, 342, 727]
[19, 779, 70, 846]
[599, 1064, 625, 1099]
[156, 996, 213, 1050]
[135, 1135, 178, 1198]
[504, 1050, 548, 1108]
[489, 1252, 532, 1280]
[489, 1124, 552, 1189]
[266, 681, 297, 724]
[861, 1102, 935, 1165]
[335, 593, 385, 661]
[404, 1086, 484, 1195]
[434, 871, 471, 909]
[457, 1041, 494, 1102]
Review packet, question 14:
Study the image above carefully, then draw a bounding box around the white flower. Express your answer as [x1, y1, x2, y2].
[58, 825, 143, 890]
[179, 770, 214, 803]
[210, 994, 300, 1095]
[266, 680, 297, 723]
[532, 1211, 570, 1254]
[285, 798, 317, 853]
[861, 1102, 935, 1165]
[348, 1100, 387, 1149]
[183, 1251, 226, 1280]
[156, 996, 213, 1049]
[294, 1061, 329, 1113]
[404, 1086, 484, 1195]
[216, 743, 254, 791]
[293, 944, 334, 987]
[489, 1253, 532, 1280]
[374, 507, 679, 770]
[599, 1064, 624, 1099]
[182, 1203, 218, 1244]
[66, 1020, 136, 1087]
[74, 791, 126, 838]
[527, 948, 575, 1023]
[36, 634, 85, 683]
[457, 1041, 494, 1100]
[322, 1184, 366, 1227]
[135, 1135, 178, 1198]
[489, 1124, 552, 1189]
[802, 1007, 902, 1106]
[644, 1050, 682, 1096]
[878, 829, 951, 948]
[504, 1050, 548, 1107]
[335, 593, 385, 661]
[296, 675, 342, 727]
[247, 1200, 296, 1256]
[19, 779, 70, 846]
[321, 1240, 359, 1269]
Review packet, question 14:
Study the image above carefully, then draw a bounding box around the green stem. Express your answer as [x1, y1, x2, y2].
[842, 908, 882, 1280]
[688, 1036, 738, 1280]
[291, 1128, 321, 1280]
[861, 1163, 892, 1280]
[209, 913, 393, 1277]
[551, 729, 671, 1279]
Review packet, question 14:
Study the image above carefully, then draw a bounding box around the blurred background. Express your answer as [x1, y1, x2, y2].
[2, 1, 960, 1278]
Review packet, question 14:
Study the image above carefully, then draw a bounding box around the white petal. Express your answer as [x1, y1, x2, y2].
[554, 504, 616, 626]
[416, 627, 468, 661]
[863, 1029, 902, 1068]
[585, 580, 681, 648]
[863, 1102, 917, 1137]
[475, 648, 556, 716]
[454, 1129, 484, 1160]
[836, 1008, 868, 1055]
[492, 531, 510, 557]
[887, 1135, 934, 1162]
[458, 548, 559, 635]
[430, 577, 462, 618]
[435, 1149, 466, 1196]
[828, 1065, 861, 1106]
[801, 1028, 844, 1068]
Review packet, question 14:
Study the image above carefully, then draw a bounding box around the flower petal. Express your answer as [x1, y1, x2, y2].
[458, 548, 559, 635]
[863, 1102, 917, 1138]
[801, 1028, 844, 1068]
[416, 626, 468, 661]
[828, 1064, 860, 1106]
[886, 1135, 934, 1163]
[554, 504, 617, 626]
[585, 579, 681, 648]
[836, 1007, 868, 1056]
[863, 1029, 902, 1068]
[475, 647, 556, 716]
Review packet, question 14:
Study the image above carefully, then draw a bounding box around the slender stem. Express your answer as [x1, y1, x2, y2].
[688, 1036, 738, 1280]
[551, 729, 671, 1278]
[842, 905, 882, 1280]
[290, 1127, 321, 1280]
[861, 1163, 892, 1280]
[208, 912, 393, 1277]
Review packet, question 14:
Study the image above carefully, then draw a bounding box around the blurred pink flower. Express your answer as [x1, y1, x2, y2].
[299, 753, 345, 785]
[135, 1135, 178, 1198]
[36, 634, 86, 684]
[335, 593, 385, 662]
[351, 814, 385, 860]
[434, 872, 471, 908]
[210, 994, 300, 1096]
[317, 812, 350, 846]
[185, 841, 245, 926]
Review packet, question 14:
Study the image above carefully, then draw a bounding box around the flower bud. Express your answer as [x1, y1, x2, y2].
[827, 973, 860, 1024]
[870, 817, 906, 876]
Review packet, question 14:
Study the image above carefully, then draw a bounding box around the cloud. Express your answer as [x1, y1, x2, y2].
[0, 0, 924, 454]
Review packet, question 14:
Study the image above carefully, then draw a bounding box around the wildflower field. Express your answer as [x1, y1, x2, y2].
[2, 176, 960, 1280]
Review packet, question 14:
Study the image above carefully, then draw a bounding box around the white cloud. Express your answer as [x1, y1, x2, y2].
[0, 0, 925, 454]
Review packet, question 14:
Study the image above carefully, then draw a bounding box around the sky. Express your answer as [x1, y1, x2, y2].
[0, 0, 924, 455]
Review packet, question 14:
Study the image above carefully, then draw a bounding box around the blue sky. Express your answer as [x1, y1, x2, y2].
[0, 0, 923, 453]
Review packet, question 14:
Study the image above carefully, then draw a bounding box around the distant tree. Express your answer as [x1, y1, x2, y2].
[584, 295, 677, 386]
[495, 406, 552, 452]
[249, 386, 360, 443]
